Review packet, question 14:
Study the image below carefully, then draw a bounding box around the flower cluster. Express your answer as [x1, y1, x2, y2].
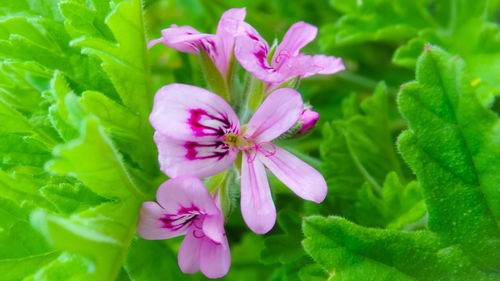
[137, 7, 344, 278]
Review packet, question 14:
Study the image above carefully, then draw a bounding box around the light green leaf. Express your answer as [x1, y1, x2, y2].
[71, 0, 151, 116]
[0, 1, 159, 280]
[67, 0, 157, 174]
[40, 182, 109, 214]
[123, 237, 186, 281]
[0, 251, 60, 281]
[23, 252, 94, 281]
[0, 134, 52, 168]
[46, 118, 146, 200]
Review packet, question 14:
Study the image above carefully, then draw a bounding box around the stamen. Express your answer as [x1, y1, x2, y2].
[193, 229, 205, 239]
[224, 134, 254, 149]
[257, 142, 277, 157]
[246, 150, 257, 163]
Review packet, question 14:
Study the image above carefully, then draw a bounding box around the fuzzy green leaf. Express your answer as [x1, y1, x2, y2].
[303, 216, 498, 281]
[398, 46, 500, 269]
[303, 46, 500, 281]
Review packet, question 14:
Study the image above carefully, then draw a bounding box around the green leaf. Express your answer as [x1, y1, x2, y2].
[355, 172, 425, 230]
[71, 0, 151, 116]
[392, 1, 500, 106]
[398, 46, 500, 269]
[224, 233, 274, 281]
[31, 199, 141, 281]
[123, 237, 186, 281]
[0, 251, 60, 281]
[46, 71, 82, 141]
[322, 0, 436, 46]
[297, 264, 329, 281]
[0, 1, 159, 280]
[302, 46, 500, 281]
[320, 82, 410, 225]
[0, 197, 53, 259]
[321, 0, 500, 106]
[261, 209, 306, 264]
[0, 134, 52, 168]
[40, 182, 109, 214]
[23, 252, 94, 281]
[303, 216, 498, 281]
[46, 118, 146, 200]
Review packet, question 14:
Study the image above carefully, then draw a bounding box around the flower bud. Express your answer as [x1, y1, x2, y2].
[297, 109, 320, 135]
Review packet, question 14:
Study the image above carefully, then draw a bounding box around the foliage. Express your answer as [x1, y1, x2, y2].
[303, 46, 500, 281]
[0, 0, 499, 280]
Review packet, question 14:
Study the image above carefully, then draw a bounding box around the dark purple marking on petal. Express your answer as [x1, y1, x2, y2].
[159, 205, 201, 231]
[247, 33, 259, 41]
[245, 31, 275, 72]
[199, 38, 218, 57]
[188, 108, 236, 137]
[254, 47, 275, 72]
[184, 141, 230, 160]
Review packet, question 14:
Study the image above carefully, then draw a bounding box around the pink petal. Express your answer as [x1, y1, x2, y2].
[297, 109, 320, 135]
[202, 213, 225, 244]
[217, 8, 247, 37]
[150, 84, 240, 141]
[244, 88, 303, 142]
[234, 29, 285, 82]
[215, 7, 247, 76]
[287, 54, 345, 79]
[273, 21, 317, 60]
[155, 176, 218, 215]
[154, 132, 238, 178]
[199, 235, 231, 278]
[136, 201, 188, 240]
[258, 146, 327, 203]
[178, 229, 202, 274]
[240, 151, 276, 234]
[150, 84, 239, 178]
[149, 24, 211, 53]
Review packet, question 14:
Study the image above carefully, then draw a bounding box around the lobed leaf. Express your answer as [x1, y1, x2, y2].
[303, 45, 500, 281]
[398, 45, 500, 270]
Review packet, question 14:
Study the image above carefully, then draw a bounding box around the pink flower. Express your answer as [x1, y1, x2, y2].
[148, 8, 247, 77]
[297, 109, 320, 135]
[150, 84, 327, 234]
[234, 21, 345, 86]
[137, 176, 230, 279]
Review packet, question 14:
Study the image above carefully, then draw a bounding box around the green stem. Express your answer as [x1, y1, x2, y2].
[336, 72, 398, 95]
[343, 128, 383, 192]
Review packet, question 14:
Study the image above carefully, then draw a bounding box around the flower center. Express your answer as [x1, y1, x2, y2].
[223, 133, 278, 163]
[223, 133, 254, 149]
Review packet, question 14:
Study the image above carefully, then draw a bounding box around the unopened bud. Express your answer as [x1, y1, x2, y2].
[297, 109, 320, 135]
